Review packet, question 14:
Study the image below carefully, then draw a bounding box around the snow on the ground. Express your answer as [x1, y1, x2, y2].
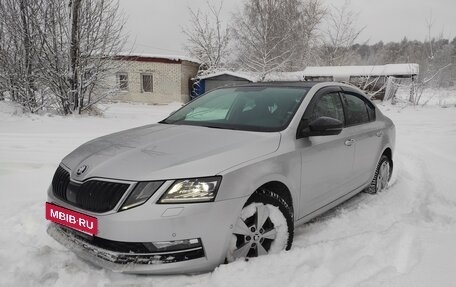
[395, 87, 456, 107]
[1, 99, 456, 287]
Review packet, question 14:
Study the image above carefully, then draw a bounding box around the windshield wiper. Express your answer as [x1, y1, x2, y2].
[200, 124, 237, 130]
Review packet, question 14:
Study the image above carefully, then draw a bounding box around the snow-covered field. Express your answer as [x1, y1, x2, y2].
[1, 99, 456, 287]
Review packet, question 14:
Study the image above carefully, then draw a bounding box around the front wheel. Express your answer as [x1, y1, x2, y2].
[227, 189, 293, 262]
[365, 155, 392, 194]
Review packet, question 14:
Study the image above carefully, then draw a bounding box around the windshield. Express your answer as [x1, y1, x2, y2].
[161, 86, 309, 132]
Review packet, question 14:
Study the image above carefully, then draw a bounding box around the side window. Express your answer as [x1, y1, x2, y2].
[310, 93, 344, 123]
[342, 93, 370, 125]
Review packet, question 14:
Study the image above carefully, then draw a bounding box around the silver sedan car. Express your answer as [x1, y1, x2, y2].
[46, 82, 395, 274]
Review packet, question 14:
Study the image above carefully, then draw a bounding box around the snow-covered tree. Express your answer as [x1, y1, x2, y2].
[320, 0, 364, 66]
[232, 0, 324, 79]
[182, 0, 230, 74]
[0, 0, 126, 114]
[0, 0, 45, 112]
[48, 0, 127, 114]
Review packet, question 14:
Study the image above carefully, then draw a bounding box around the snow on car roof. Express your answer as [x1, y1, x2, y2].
[303, 64, 419, 77]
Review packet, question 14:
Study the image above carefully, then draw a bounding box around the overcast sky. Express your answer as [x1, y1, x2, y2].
[118, 0, 456, 56]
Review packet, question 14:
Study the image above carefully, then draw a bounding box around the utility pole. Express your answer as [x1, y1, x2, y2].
[69, 0, 82, 113]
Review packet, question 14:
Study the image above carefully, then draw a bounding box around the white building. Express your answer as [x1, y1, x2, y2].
[111, 53, 200, 104]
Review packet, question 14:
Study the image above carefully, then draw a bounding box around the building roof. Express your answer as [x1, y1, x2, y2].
[197, 70, 258, 82]
[197, 70, 305, 82]
[194, 63, 419, 83]
[263, 71, 306, 82]
[115, 52, 201, 65]
[303, 64, 419, 77]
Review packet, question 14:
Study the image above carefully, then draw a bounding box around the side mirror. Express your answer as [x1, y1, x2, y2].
[299, 116, 343, 137]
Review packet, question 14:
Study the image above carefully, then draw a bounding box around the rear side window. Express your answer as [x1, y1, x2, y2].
[342, 93, 372, 126]
[310, 93, 345, 123]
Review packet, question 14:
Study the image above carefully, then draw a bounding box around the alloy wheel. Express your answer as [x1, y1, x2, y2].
[232, 204, 279, 258]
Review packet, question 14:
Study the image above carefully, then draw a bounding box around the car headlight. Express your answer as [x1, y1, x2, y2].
[158, 176, 221, 204]
[120, 181, 164, 211]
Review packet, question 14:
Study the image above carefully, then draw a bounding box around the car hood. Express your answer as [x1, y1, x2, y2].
[62, 124, 281, 181]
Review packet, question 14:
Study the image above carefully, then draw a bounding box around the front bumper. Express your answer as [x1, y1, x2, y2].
[48, 224, 209, 274]
[46, 186, 247, 274]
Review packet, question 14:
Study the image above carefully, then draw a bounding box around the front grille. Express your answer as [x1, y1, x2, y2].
[51, 166, 130, 213]
[52, 166, 70, 200]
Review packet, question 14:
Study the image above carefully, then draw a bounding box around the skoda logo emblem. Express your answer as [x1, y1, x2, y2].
[76, 165, 88, 176]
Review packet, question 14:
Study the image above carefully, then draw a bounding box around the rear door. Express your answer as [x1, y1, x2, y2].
[340, 91, 383, 187]
[297, 87, 356, 218]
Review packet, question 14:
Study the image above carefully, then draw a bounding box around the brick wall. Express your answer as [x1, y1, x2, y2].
[112, 59, 186, 104]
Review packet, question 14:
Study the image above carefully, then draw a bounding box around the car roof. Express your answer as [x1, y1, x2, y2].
[223, 81, 363, 91]
[226, 81, 366, 95]
[215, 81, 372, 103]
[226, 81, 323, 88]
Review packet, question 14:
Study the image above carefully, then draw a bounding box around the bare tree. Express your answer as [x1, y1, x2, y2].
[182, 0, 230, 74]
[0, 0, 126, 114]
[0, 0, 46, 112]
[320, 0, 364, 65]
[71, 0, 127, 114]
[233, 0, 324, 79]
[35, 0, 72, 113]
[407, 12, 453, 104]
[233, 0, 292, 78]
[0, 16, 4, 100]
[293, 0, 326, 68]
[425, 12, 436, 60]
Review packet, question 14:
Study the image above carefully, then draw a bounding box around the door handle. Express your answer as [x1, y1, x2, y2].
[376, 131, 383, 137]
[344, 139, 355, 146]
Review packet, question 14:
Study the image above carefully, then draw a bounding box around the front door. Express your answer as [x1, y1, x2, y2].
[297, 88, 356, 219]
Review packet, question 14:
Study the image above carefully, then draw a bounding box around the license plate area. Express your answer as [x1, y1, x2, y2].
[46, 202, 98, 235]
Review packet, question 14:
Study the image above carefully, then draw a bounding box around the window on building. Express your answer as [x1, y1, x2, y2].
[141, 74, 153, 93]
[117, 73, 128, 91]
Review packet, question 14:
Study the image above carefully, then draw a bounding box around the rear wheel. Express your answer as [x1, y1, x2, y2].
[365, 155, 391, 194]
[227, 189, 293, 261]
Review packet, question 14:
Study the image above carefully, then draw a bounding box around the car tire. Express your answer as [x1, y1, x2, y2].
[365, 155, 392, 194]
[227, 188, 294, 261]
